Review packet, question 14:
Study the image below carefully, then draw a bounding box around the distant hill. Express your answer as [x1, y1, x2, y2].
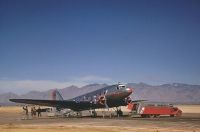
[0, 92, 20, 105]
[127, 83, 200, 104]
[0, 84, 107, 105]
[0, 83, 199, 105]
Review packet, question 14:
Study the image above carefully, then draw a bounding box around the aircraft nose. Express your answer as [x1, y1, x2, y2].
[125, 87, 133, 94]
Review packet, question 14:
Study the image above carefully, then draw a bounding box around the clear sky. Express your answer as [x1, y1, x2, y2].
[0, 0, 200, 94]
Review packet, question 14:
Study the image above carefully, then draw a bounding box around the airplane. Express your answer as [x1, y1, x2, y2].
[10, 83, 135, 116]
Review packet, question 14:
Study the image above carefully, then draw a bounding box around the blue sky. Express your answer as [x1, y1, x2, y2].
[0, 0, 200, 93]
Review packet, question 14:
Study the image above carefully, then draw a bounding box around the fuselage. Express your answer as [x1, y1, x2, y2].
[70, 84, 133, 108]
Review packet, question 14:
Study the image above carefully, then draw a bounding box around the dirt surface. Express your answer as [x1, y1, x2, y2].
[0, 105, 200, 132]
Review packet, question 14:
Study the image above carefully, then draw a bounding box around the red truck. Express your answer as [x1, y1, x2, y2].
[128, 102, 182, 118]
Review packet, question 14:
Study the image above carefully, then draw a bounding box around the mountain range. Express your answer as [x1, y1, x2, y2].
[0, 83, 199, 105]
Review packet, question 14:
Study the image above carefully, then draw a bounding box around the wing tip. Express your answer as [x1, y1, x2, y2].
[9, 99, 17, 102]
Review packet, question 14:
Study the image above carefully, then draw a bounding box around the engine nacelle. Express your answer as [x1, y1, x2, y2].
[98, 96, 106, 105]
[125, 96, 132, 105]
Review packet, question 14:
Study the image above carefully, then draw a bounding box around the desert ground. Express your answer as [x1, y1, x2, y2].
[0, 105, 200, 132]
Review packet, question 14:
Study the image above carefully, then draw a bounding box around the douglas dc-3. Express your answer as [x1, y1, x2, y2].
[10, 83, 138, 116]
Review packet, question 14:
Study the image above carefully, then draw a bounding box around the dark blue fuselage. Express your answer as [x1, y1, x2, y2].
[70, 85, 132, 108]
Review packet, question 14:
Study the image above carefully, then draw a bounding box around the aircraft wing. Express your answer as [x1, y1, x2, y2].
[131, 100, 147, 103]
[9, 99, 98, 111]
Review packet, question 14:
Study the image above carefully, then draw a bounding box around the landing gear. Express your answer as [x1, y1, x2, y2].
[117, 109, 123, 117]
[90, 110, 97, 118]
[115, 107, 123, 117]
[101, 107, 110, 118]
[76, 111, 82, 117]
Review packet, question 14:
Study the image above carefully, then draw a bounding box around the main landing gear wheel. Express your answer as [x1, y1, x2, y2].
[91, 110, 97, 118]
[115, 107, 123, 117]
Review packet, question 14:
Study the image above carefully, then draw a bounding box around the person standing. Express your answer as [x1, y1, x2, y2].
[37, 106, 42, 117]
[31, 106, 34, 117]
[23, 105, 28, 119]
[33, 106, 36, 117]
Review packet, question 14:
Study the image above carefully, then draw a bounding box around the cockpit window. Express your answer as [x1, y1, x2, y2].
[121, 86, 125, 88]
[117, 85, 126, 90]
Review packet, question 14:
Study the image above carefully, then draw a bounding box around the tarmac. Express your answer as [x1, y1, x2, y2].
[0, 106, 200, 132]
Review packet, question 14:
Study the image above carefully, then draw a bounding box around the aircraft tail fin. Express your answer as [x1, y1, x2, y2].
[52, 89, 64, 101]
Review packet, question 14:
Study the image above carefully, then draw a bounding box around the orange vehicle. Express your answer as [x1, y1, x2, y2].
[128, 102, 182, 118]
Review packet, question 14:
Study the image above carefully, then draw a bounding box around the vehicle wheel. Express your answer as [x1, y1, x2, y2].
[153, 115, 157, 118]
[149, 114, 154, 118]
[91, 111, 97, 118]
[176, 111, 182, 117]
[156, 114, 160, 118]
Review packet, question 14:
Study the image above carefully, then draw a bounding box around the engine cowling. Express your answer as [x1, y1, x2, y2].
[98, 96, 106, 105]
[125, 96, 132, 105]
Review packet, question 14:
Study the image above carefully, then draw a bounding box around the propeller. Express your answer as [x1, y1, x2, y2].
[104, 90, 109, 109]
[125, 96, 132, 104]
[99, 90, 109, 109]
